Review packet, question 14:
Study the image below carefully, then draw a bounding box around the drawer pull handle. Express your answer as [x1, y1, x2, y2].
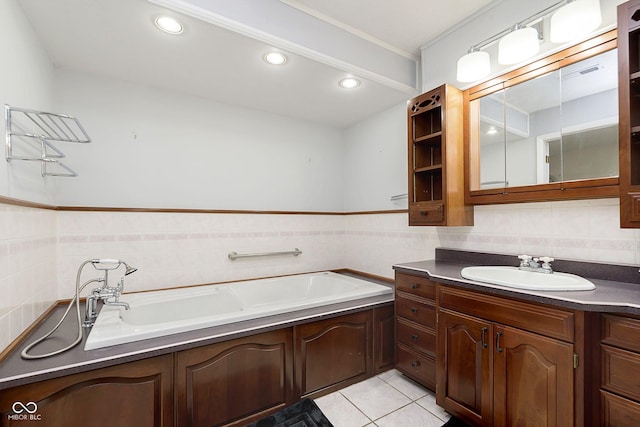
[496, 331, 503, 353]
[411, 334, 419, 342]
[411, 284, 418, 290]
[420, 211, 427, 216]
[411, 361, 421, 368]
[410, 307, 418, 314]
[481, 327, 488, 349]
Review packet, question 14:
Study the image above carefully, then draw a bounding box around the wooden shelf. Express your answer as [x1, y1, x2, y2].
[407, 85, 473, 226]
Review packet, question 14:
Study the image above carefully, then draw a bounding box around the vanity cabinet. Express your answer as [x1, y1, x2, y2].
[0, 354, 174, 427]
[619, 1, 640, 228]
[407, 84, 473, 226]
[394, 272, 437, 390]
[436, 285, 576, 427]
[600, 313, 640, 426]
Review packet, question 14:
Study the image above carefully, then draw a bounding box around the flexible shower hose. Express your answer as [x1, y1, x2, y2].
[21, 260, 101, 360]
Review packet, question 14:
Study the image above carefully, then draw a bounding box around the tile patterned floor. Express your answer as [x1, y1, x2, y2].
[314, 369, 451, 427]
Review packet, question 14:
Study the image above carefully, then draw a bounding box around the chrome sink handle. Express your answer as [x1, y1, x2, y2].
[539, 256, 554, 273]
[517, 254, 532, 268]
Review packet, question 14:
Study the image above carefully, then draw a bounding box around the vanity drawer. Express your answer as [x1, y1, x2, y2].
[602, 344, 640, 402]
[601, 390, 640, 426]
[396, 294, 436, 329]
[602, 314, 640, 353]
[438, 286, 574, 342]
[396, 318, 435, 357]
[395, 273, 437, 300]
[396, 344, 436, 390]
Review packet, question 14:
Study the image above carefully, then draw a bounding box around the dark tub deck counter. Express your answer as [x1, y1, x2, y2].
[394, 248, 640, 315]
[0, 272, 393, 391]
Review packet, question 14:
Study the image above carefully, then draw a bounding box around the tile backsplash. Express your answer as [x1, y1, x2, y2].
[1, 197, 639, 352]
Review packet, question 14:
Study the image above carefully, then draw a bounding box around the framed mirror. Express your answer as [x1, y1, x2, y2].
[465, 30, 619, 204]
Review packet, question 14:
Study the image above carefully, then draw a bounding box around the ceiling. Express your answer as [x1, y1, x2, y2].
[17, 0, 495, 128]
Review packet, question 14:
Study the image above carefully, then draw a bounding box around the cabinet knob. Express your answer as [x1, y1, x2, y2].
[411, 283, 418, 290]
[420, 210, 428, 216]
[411, 361, 421, 369]
[411, 307, 418, 314]
[411, 334, 419, 342]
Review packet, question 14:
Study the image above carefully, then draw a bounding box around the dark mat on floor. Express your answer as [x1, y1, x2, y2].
[442, 416, 471, 427]
[246, 398, 333, 427]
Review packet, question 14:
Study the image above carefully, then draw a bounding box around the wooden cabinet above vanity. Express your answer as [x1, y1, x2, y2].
[407, 84, 473, 226]
[619, 1, 640, 227]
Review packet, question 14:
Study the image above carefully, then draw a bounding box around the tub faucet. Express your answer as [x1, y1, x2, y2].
[83, 260, 136, 328]
[517, 255, 554, 274]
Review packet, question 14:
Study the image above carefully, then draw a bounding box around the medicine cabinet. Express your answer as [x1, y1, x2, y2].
[464, 30, 618, 205]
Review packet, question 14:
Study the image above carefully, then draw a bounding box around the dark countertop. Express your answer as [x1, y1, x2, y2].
[0, 272, 393, 391]
[394, 248, 640, 315]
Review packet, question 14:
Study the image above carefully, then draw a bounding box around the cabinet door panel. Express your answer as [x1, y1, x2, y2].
[373, 304, 395, 374]
[175, 329, 293, 427]
[493, 325, 574, 427]
[295, 311, 372, 397]
[437, 309, 493, 426]
[0, 355, 173, 427]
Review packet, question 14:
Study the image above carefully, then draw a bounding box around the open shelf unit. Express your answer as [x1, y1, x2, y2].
[407, 85, 472, 226]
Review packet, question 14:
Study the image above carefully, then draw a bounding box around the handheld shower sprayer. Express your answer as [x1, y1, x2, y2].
[21, 258, 137, 360]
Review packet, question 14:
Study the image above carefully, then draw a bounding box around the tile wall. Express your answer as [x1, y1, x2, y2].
[0, 204, 57, 351]
[2, 197, 638, 352]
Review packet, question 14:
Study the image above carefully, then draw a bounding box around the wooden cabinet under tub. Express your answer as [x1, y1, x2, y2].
[0, 302, 394, 427]
[0, 354, 174, 427]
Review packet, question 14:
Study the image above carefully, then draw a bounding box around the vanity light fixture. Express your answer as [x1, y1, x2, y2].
[549, 0, 602, 43]
[339, 77, 360, 89]
[456, 49, 491, 83]
[455, 0, 601, 83]
[498, 25, 540, 65]
[264, 51, 287, 65]
[154, 16, 183, 34]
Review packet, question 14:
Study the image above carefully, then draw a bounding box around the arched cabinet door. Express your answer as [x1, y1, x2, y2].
[0, 354, 174, 427]
[294, 310, 372, 398]
[437, 308, 493, 427]
[175, 329, 294, 427]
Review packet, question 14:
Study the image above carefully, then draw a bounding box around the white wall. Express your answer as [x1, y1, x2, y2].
[342, 103, 408, 212]
[52, 70, 345, 211]
[0, 0, 56, 204]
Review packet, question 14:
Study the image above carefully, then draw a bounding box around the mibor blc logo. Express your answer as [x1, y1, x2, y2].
[8, 401, 42, 421]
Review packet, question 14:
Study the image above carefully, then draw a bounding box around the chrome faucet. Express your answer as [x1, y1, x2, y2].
[83, 259, 136, 327]
[517, 254, 554, 274]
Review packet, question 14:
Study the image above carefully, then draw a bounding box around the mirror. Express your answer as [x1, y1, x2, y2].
[466, 30, 619, 204]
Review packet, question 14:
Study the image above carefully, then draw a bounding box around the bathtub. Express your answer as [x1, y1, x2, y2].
[84, 271, 393, 350]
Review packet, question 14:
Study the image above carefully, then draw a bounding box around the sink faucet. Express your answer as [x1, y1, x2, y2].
[83, 260, 136, 327]
[517, 255, 554, 274]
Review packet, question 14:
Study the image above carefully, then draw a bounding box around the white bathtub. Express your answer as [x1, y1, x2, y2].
[84, 271, 392, 350]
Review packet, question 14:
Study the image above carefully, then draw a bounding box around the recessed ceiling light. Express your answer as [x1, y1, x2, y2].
[486, 126, 499, 135]
[264, 52, 287, 65]
[339, 77, 360, 89]
[154, 16, 183, 35]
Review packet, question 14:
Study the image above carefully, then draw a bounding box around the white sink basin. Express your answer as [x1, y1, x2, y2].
[460, 266, 596, 291]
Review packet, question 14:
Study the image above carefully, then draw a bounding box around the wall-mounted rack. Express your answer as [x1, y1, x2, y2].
[5, 104, 91, 177]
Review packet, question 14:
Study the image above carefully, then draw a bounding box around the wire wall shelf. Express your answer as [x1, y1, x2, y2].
[5, 104, 91, 177]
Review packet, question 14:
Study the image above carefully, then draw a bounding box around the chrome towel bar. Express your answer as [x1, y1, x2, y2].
[228, 248, 302, 260]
